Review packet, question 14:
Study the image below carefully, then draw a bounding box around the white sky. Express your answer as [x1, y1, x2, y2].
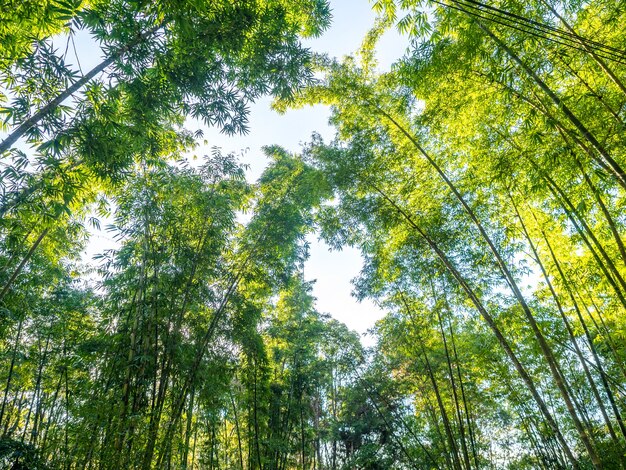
[75, 0, 408, 344]
[195, 2, 407, 344]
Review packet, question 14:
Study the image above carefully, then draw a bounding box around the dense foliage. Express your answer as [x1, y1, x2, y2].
[2, 0, 626, 468]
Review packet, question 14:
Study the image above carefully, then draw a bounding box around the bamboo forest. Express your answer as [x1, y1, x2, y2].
[3, 0, 626, 468]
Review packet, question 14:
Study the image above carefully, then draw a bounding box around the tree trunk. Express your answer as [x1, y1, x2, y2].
[372, 107, 599, 467]
[0, 317, 24, 429]
[369, 182, 579, 468]
[0, 228, 49, 303]
[433, 297, 473, 470]
[0, 23, 164, 155]
[479, 22, 626, 191]
[512, 197, 619, 444]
